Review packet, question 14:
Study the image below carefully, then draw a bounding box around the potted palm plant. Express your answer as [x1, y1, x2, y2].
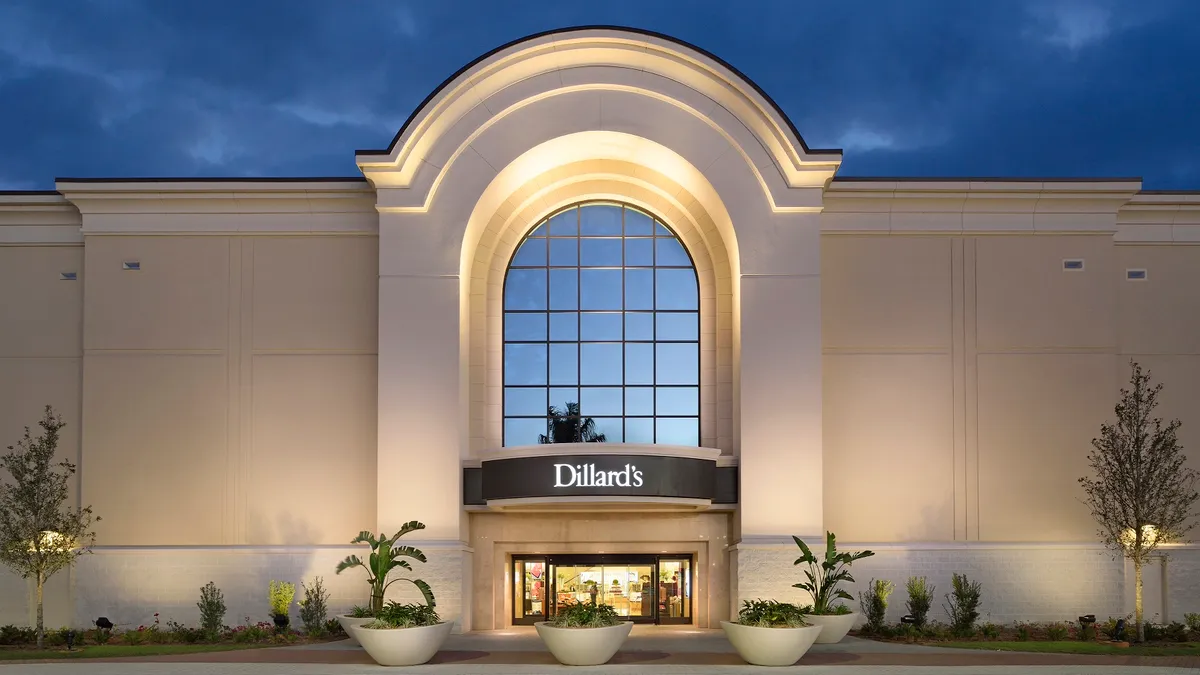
[793, 532, 874, 643]
[535, 599, 632, 666]
[351, 601, 450, 666]
[334, 521, 445, 660]
[721, 599, 822, 666]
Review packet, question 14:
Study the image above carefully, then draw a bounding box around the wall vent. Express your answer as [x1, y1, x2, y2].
[1062, 259, 1085, 271]
[1126, 268, 1148, 281]
[60, 272, 77, 281]
[122, 261, 141, 271]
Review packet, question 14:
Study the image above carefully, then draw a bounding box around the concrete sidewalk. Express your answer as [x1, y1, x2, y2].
[4, 628, 1196, 674]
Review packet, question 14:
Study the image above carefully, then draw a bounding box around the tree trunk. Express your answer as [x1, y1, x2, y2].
[371, 592, 383, 615]
[1134, 560, 1144, 642]
[36, 571, 44, 650]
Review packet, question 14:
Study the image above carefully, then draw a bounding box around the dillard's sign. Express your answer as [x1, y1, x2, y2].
[554, 462, 644, 488]
[479, 453, 716, 501]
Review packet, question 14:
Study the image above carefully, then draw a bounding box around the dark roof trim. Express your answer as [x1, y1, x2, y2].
[832, 176, 1143, 183]
[1138, 189, 1200, 195]
[56, 176, 368, 184]
[0, 190, 61, 196]
[355, 25, 841, 159]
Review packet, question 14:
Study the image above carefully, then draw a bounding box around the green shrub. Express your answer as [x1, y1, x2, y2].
[165, 620, 202, 644]
[1046, 622, 1068, 641]
[921, 622, 951, 640]
[980, 622, 1001, 639]
[1100, 615, 1131, 640]
[736, 599, 808, 628]
[858, 579, 894, 634]
[942, 574, 982, 638]
[348, 604, 374, 618]
[0, 625, 36, 645]
[1079, 623, 1097, 641]
[1185, 612, 1200, 632]
[364, 601, 441, 629]
[323, 617, 344, 636]
[122, 629, 146, 646]
[268, 580, 295, 620]
[547, 599, 620, 629]
[905, 576, 935, 628]
[197, 581, 226, 640]
[1161, 622, 1190, 643]
[298, 577, 330, 636]
[1015, 622, 1032, 641]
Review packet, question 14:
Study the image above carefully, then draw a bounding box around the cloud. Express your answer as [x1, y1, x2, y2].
[0, 0, 1196, 189]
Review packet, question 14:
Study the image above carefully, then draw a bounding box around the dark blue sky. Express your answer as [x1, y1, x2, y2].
[1, 0, 1197, 190]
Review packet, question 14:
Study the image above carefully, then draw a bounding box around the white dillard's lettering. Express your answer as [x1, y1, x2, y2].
[553, 463, 644, 488]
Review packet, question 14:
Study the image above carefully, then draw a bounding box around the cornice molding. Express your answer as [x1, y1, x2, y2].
[52, 180, 378, 235]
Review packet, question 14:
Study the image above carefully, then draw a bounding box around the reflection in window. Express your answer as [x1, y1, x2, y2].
[503, 203, 700, 446]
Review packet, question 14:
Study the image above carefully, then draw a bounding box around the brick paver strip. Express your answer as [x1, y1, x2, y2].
[83, 647, 1199, 669]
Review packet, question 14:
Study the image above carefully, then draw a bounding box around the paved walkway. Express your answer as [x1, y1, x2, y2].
[5, 627, 1197, 674]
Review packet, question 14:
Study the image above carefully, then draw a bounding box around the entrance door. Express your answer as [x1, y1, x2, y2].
[511, 554, 693, 625]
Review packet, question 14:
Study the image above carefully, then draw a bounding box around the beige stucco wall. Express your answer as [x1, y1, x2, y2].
[79, 234, 379, 546]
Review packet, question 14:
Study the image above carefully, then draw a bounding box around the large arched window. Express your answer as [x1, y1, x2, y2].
[503, 202, 700, 446]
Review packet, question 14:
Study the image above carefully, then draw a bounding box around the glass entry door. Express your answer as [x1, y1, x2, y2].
[512, 554, 693, 625]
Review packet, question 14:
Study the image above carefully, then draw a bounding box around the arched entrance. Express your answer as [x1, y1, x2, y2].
[358, 27, 841, 630]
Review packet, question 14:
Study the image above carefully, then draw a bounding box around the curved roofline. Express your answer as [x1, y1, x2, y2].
[356, 25, 841, 159]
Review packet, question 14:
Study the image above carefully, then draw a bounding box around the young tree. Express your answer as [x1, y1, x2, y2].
[0, 406, 99, 649]
[1079, 361, 1199, 642]
[538, 403, 607, 443]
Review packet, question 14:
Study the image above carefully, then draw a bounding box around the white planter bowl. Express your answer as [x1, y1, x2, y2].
[336, 615, 374, 646]
[804, 612, 859, 643]
[720, 621, 823, 667]
[534, 621, 633, 666]
[346, 621, 452, 666]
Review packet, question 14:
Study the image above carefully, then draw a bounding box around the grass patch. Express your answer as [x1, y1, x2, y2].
[0, 642, 278, 661]
[938, 640, 1200, 657]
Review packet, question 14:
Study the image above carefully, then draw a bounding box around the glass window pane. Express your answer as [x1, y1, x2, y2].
[625, 418, 654, 443]
[655, 237, 690, 266]
[511, 237, 546, 266]
[580, 238, 623, 266]
[549, 269, 578, 310]
[581, 388, 623, 416]
[505, 387, 547, 416]
[580, 269, 622, 309]
[624, 312, 653, 340]
[625, 269, 653, 310]
[530, 222, 546, 236]
[592, 417, 623, 442]
[548, 208, 577, 235]
[580, 204, 623, 235]
[580, 312, 622, 341]
[625, 343, 653, 385]
[549, 238, 578, 266]
[505, 418, 548, 446]
[549, 388, 578, 411]
[656, 418, 699, 445]
[505, 313, 547, 341]
[656, 312, 698, 341]
[656, 343, 699, 385]
[549, 344, 578, 385]
[580, 343, 622, 385]
[625, 238, 653, 266]
[656, 268, 698, 310]
[549, 313, 578, 341]
[505, 344, 546, 385]
[657, 387, 699, 416]
[625, 207, 654, 235]
[656, 222, 672, 235]
[505, 269, 546, 310]
[625, 387, 654, 415]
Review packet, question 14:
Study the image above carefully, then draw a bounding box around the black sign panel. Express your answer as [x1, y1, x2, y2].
[480, 454, 716, 501]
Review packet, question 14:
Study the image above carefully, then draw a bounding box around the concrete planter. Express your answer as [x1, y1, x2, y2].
[336, 615, 373, 646]
[346, 621, 452, 666]
[534, 621, 633, 666]
[720, 621, 823, 666]
[804, 612, 858, 643]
